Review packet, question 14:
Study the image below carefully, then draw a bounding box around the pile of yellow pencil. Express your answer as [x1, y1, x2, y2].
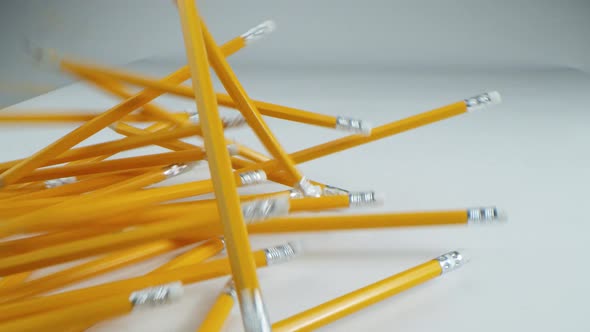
[0, 2, 506, 331]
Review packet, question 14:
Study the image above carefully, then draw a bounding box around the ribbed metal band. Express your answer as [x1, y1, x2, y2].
[436, 251, 465, 275]
[44, 176, 77, 188]
[129, 282, 183, 307]
[263, 243, 297, 265]
[239, 170, 267, 186]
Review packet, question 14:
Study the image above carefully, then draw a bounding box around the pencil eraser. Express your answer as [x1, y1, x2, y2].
[166, 282, 185, 302]
[495, 209, 508, 222]
[487, 91, 502, 105]
[287, 241, 304, 257]
[227, 144, 239, 156]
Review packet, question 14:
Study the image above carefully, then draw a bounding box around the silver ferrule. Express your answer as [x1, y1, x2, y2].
[239, 289, 272, 332]
[464, 91, 501, 112]
[335, 116, 372, 135]
[263, 243, 298, 265]
[163, 164, 192, 178]
[288, 189, 305, 199]
[129, 282, 184, 307]
[221, 115, 247, 129]
[467, 207, 504, 223]
[239, 170, 268, 186]
[241, 20, 276, 44]
[44, 176, 77, 189]
[436, 251, 465, 275]
[241, 195, 290, 223]
[322, 185, 350, 196]
[349, 191, 377, 207]
[184, 108, 199, 124]
[222, 279, 237, 299]
[295, 177, 322, 197]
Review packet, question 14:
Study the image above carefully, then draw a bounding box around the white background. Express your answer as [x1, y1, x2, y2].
[1, 1, 589, 331]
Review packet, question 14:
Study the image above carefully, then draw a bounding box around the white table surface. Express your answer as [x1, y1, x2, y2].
[1, 61, 589, 331]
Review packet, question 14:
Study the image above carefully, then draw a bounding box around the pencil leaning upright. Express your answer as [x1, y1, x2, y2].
[177, 1, 271, 331]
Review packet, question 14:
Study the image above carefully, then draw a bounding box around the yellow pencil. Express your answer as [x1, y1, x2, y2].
[1, 20, 261, 188]
[0, 240, 185, 303]
[0, 272, 32, 292]
[272, 251, 466, 331]
[196, 279, 236, 332]
[248, 207, 506, 234]
[0, 282, 185, 332]
[178, 2, 271, 331]
[11, 149, 204, 184]
[0, 244, 298, 322]
[0, 112, 169, 124]
[232, 92, 503, 178]
[70, 238, 226, 331]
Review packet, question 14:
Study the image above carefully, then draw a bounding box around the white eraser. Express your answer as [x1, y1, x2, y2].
[360, 121, 373, 136]
[287, 241, 304, 257]
[487, 91, 502, 105]
[227, 144, 239, 156]
[496, 209, 508, 222]
[167, 282, 185, 302]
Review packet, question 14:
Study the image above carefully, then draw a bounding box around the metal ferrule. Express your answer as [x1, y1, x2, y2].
[288, 189, 305, 199]
[239, 170, 268, 186]
[239, 289, 272, 332]
[464, 92, 497, 112]
[335, 116, 372, 135]
[263, 243, 297, 265]
[467, 207, 501, 223]
[163, 164, 192, 178]
[241, 20, 276, 44]
[44, 176, 77, 188]
[221, 115, 247, 129]
[296, 177, 322, 197]
[222, 279, 237, 299]
[349, 191, 377, 207]
[436, 251, 465, 275]
[322, 185, 350, 196]
[184, 108, 199, 124]
[129, 282, 184, 307]
[241, 195, 290, 223]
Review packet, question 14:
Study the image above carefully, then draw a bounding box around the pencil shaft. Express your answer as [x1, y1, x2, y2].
[0, 240, 181, 303]
[0, 293, 132, 332]
[236, 101, 469, 177]
[0, 271, 32, 291]
[0, 69, 192, 187]
[15, 149, 204, 184]
[0, 251, 268, 322]
[177, 2, 268, 331]
[272, 260, 442, 331]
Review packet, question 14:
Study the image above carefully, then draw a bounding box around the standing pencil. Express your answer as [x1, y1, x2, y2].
[177, 1, 271, 331]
